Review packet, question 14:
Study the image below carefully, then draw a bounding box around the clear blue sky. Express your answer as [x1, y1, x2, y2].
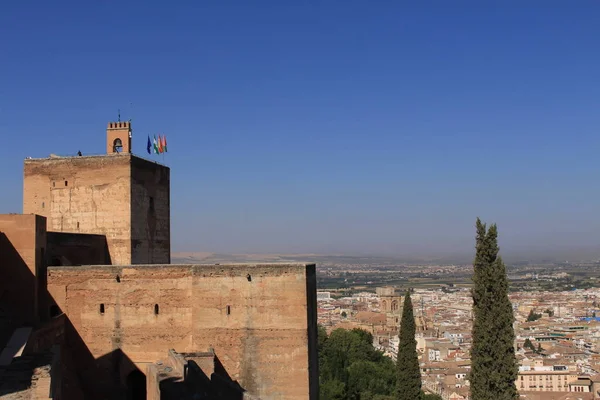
[1, 1, 599, 258]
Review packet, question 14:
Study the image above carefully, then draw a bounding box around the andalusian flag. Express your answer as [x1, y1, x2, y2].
[153, 136, 159, 154]
[162, 135, 167, 153]
[158, 135, 163, 153]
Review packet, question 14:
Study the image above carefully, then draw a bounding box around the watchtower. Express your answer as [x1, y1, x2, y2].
[106, 121, 132, 154]
[23, 121, 170, 265]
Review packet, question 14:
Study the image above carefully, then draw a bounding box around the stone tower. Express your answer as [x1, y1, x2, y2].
[106, 121, 132, 154]
[23, 121, 170, 265]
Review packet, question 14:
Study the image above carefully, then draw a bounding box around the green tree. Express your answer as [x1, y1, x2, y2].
[320, 379, 346, 400]
[318, 324, 329, 374]
[470, 218, 518, 400]
[319, 328, 397, 399]
[347, 358, 396, 399]
[523, 338, 535, 351]
[422, 394, 442, 400]
[396, 289, 422, 400]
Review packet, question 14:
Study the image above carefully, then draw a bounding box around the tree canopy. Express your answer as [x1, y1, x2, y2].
[318, 326, 435, 400]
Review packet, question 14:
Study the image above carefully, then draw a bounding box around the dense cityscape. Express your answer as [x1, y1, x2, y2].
[315, 259, 600, 399]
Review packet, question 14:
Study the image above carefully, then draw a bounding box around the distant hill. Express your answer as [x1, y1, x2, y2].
[171, 247, 600, 266]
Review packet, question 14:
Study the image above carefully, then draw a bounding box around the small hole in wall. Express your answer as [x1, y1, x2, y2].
[52, 182, 55, 187]
[226, 305, 231, 315]
[116, 275, 121, 283]
[65, 180, 68, 186]
[41, 202, 45, 209]
[154, 304, 159, 315]
[100, 304, 105, 314]
[77, 222, 79, 229]
[246, 274, 252, 282]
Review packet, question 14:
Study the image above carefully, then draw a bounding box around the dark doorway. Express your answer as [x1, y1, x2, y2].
[126, 370, 146, 400]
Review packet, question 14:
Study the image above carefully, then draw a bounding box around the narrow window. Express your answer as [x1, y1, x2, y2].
[76, 222, 80, 229]
[246, 274, 252, 282]
[41, 202, 45, 209]
[100, 304, 105, 314]
[226, 305, 231, 315]
[154, 304, 159, 315]
[65, 180, 68, 186]
[52, 182, 55, 187]
[116, 275, 121, 283]
[149, 196, 155, 212]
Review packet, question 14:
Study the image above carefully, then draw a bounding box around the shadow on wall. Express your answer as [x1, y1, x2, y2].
[46, 232, 111, 266]
[158, 355, 246, 400]
[0, 234, 143, 400]
[0, 232, 37, 327]
[0, 234, 249, 400]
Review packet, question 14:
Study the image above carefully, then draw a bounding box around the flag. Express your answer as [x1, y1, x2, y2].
[158, 135, 163, 153]
[146, 136, 151, 154]
[153, 136, 159, 154]
[162, 135, 167, 153]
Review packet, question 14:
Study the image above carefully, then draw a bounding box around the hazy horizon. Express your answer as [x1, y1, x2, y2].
[171, 240, 600, 264]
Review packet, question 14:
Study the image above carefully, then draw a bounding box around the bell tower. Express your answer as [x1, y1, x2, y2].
[106, 121, 132, 154]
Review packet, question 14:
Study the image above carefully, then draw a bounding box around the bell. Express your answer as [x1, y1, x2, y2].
[113, 138, 123, 153]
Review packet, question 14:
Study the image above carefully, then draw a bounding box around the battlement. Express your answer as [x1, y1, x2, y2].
[107, 121, 131, 130]
[106, 120, 131, 154]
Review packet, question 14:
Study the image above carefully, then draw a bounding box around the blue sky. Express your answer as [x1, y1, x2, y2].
[1, 1, 599, 258]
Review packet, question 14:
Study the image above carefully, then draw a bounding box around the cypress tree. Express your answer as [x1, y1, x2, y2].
[470, 218, 518, 400]
[396, 289, 422, 400]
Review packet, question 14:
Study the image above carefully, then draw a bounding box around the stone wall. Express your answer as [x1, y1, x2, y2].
[23, 156, 132, 265]
[23, 154, 170, 266]
[130, 156, 170, 264]
[46, 263, 318, 399]
[0, 214, 46, 324]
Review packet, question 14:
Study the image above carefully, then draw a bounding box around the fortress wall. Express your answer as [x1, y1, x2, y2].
[0, 214, 46, 324]
[24, 156, 132, 265]
[47, 263, 318, 400]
